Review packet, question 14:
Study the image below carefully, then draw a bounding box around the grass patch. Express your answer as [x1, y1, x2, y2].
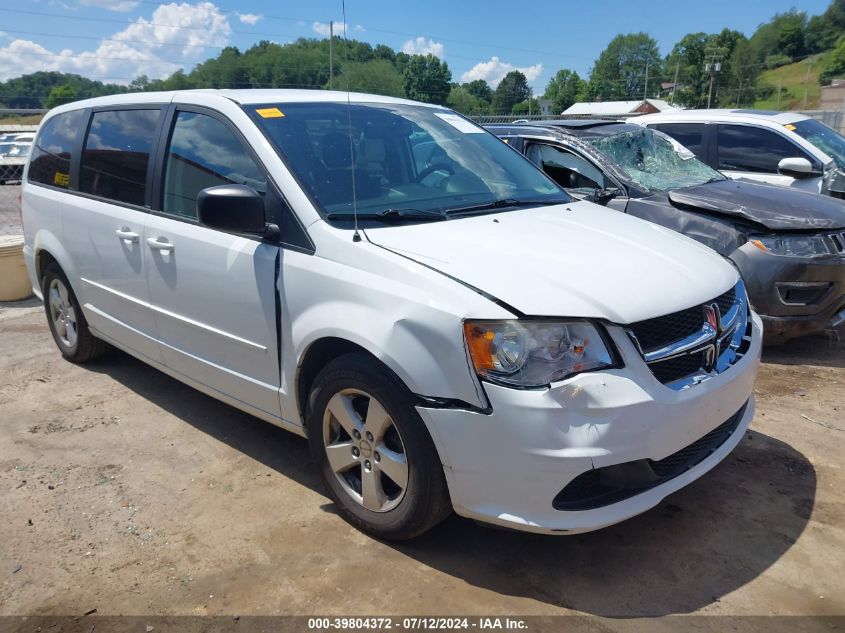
[754, 52, 831, 111]
[0, 114, 44, 126]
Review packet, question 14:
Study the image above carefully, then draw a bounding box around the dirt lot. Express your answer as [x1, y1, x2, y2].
[0, 297, 843, 624]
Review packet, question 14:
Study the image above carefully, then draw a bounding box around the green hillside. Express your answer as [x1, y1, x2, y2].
[754, 52, 831, 110]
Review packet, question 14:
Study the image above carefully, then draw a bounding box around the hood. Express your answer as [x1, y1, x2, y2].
[668, 179, 845, 231]
[363, 202, 738, 324]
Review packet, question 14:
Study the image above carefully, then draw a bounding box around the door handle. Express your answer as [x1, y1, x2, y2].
[146, 237, 174, 252]
[115, 227, 139, 244]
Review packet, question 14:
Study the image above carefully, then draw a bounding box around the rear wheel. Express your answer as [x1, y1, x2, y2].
[306, 353, 451, 540]
[42, 264, 107, 363]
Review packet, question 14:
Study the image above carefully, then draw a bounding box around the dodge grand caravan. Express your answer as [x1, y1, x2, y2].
[22, 90, 762, 539]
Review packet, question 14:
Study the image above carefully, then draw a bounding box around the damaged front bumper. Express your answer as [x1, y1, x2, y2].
[416, 314, 762, 535]
[732, 241, 845, 342]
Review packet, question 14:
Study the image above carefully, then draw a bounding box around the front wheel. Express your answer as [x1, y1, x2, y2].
[306, 353, 451, 540]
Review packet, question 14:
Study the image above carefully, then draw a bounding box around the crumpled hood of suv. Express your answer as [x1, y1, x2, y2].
[668, 179, 845, 230]
[364, 201, 738, 324]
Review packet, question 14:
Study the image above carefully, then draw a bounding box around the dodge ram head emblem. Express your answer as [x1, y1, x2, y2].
[702, 304, 722, 373]
[704, 303, 721, 333]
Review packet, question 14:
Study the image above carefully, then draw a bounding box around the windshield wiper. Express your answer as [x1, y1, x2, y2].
[325, 207, 446, 222]
[443, 197, 569, 216]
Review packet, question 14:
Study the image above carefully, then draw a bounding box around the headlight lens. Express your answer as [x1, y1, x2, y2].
[463, 320, 615, 387]
[751, 235, 833, 257]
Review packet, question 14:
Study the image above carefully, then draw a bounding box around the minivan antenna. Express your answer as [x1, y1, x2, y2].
[340, 0, 361, 242]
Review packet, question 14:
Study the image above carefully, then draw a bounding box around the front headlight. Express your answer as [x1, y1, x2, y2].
[751, 235, 834, 257]
[463, 320, 616, 388]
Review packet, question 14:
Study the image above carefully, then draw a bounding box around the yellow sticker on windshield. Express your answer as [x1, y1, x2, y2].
[784, 123, 797, 131]
[256, 107, 284, 118]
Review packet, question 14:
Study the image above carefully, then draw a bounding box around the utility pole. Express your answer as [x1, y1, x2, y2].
[705, 48, 724, 109]
[643, 61, 649, 104]
[736, 75, 743, 108]
[776, 78, 782, 109]
[670, 58, 680, 106]
[329, 21, 334, 90]
[803, 58, 812, 109]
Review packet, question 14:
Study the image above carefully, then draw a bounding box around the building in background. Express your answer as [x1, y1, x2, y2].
[562, 99, 679, 117]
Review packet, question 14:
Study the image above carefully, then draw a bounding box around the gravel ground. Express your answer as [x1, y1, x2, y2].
[0, 298, 843, 626]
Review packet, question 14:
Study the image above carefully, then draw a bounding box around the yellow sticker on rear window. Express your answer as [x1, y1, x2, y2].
[256, 107, 284, 118]
[784, 123, 797, 131]
[53, 172, 69, 188]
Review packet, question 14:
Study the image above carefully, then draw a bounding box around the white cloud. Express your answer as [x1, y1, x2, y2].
[312, 21, 362, 37]
[313, 21, 343, 37]
[79, 0, 139, 11]
[460, 57, 543, 87]
[237, 12, 262, 25]
[0, 2, 231, 82]
[402, 37, 444, 58]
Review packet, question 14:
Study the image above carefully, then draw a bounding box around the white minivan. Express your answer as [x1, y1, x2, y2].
[22, 90, 761, 539]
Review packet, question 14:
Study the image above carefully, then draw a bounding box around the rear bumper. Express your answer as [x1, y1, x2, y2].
[732, 242, 845, 341]
[416, 314, 762, 535]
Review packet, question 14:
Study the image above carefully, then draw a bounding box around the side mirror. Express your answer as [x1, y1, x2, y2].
[197, 184, 273, 236]
[777, 157, 819, 179]
[589, 187, 622, 205]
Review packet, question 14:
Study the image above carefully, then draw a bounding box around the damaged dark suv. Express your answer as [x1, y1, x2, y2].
[488, 120, 845, 343]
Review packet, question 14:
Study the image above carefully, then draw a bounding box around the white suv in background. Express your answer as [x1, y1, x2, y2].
[633, 109, 845, 197]
[22, 90, 761, 539]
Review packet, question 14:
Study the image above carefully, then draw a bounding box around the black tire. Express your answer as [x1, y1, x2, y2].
[42, 263, 107, 363]
[306, 352, 452, 540]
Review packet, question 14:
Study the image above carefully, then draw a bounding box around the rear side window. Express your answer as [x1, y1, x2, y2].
[163, 111, 266, 219]
[653, 123, 706, 158]
[80, 109, 160, 206]
[28, 110, 86, 188]
[716, 124, 809, 173]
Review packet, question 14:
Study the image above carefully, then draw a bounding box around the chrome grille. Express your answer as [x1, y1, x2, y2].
[627, 281, 751, 390]
[831, 231, 845, 253]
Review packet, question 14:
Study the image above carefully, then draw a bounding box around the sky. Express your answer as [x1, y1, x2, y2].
[0, 0, 832, 91]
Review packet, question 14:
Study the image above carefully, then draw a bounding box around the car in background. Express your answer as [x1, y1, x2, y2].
[631, 109, 845, 198]
[0, 141, 32, 158]
[488, 120, 845, 342]
[0, 140, 32, 184]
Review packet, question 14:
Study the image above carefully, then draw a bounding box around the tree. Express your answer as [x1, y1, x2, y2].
[403, 54, 451, 104]
[373, 44, 396, 63]
[587, 33, 662, 100]
[491, 71, 529, 114]
[446, 85, 486, 114]
[335, 59, 404, 97]
[463, 79, 493, 104]
[45, 84, 77, 108]
[749, 11, 807, 62]
[511, 98, 540, 115]
[543, 69, 585, 113]
[129, 75, 150, 91]
[664, 30, 747, 108]
[806, 0, 845, 52]
[821, 37, 845, 84]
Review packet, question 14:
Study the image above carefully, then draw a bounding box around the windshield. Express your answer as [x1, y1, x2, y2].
[587, 127, 725, 192]
[791, 118, 845, 168]
[247, 102, 567, 222]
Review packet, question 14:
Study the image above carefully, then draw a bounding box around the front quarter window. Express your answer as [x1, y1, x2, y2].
[247, 102, 567, 223]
